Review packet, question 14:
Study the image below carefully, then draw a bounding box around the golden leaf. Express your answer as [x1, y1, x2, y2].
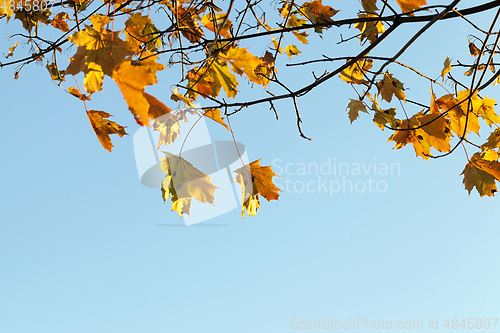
[346, 99, 368, 123]
[339, 58, 373, 84]
[234, 159, 281, 217]
[87, 110, 128, 152]
[159, 152, 218, 217]
[376, 72, 406, 103]
[394, 0, 428, 16]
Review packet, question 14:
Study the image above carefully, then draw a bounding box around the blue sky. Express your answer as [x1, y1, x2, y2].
[1, 1, 500, 332]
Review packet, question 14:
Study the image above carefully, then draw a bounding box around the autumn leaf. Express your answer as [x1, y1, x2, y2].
[153, 113, 181, 149]
[125, 14, 161, 52]
[171, 87, 195, 107]
[361, 0, 378, 13]
[204, 108, 229, 131]
[355, 14, 385, 44]
[46, 62, 66, 83]
[339, 58, 373, 84]
[66, 16, 135, 94]
[68, 87, 91, 101]
[301, 0, 339, 33]
[372, 96, 401, 130]
[346, 99, 368, 123]
[112, 56, 166, 126]
[481, 128, 500, 151]
[6, 41, 19, 58]
[202, 13, 232, 39]
[462, 150, 500, 197]
[436, 90, 481, 137]
[220, 47, 265, 85]
[440, 56, 451, 82]
[285, 45, 301, 59]
[394, 0, 428, 16]
[388, 112, 451, 160]
[159, 152, 218, 216]
[87, 110, 127, 152]
[51, 12, 71, 32]
[377, 72, 406, 103]
[477, 96, 500, 127]
[234, 159, 281, 217]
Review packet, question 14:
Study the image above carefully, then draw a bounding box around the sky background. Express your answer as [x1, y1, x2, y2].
[1, 1, 500, 332]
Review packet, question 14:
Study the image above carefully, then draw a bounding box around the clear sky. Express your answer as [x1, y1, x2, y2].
[1, 1, 500, 332]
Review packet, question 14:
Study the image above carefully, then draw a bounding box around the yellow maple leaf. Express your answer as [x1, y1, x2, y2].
[204, 108, 230, 131]
[394, 0, 428, 16]
[440, 56, 451, 82]
[346, 99, 368, 123]
[361, 0, 378, 13]
[377, 72, 406, 103]
[66, 17, 134, 95]
[285, 44, 301, 59]
[6, 41, 19, 58]
[159, 152, 218, 217]
[220, 47, 265, 85]
[112, 56, 166, 126]
[340, 58, 373, 84]
[355, 14, 385, 44]
[202, 13, 232, 39]
[87, 110, 128, 152]
[51, 12, 71, 32]
[301, 0, 339, 33]
[372, 96, 401, 130]
[482, 128, 500, 151]
[388, 112, 451, 160]
[477, 96, 500, 127]
[234, 159, 281, 217]
[68, 87, 91, 101]
[462, 151, 500, 197]
[436, 90, 481, 137]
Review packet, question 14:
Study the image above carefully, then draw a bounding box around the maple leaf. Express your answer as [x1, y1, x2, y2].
[15, 9, 50, 34]
[377, 72, 406, 103]
[153, 113, 181, 149]
[143, 93, 172, 120]
[481, 128, 500, 151]
[159, 152, 218, 217]
[301, 0, 339, 33]
[112, 56, 166, 126]
[87, 110, 127, 152]
[372, 96, 401, 130]
[361, 0, 378, 13]
[440, 56, 451, 82]
[234, 159, 281, 217]
[220, 47, 265, 85]
[68, 87, 91, 101]
[346, 99, 368, 123]
[388, 112, 451, 160]
[462, 150, 500, 197]
[255, 51, 276, 87]
[51, 12, 71, 32]
[394, 0, 428, 16]
[355, 14, 385, 44]
[339, 58, 373, 84]
[6, 41, 19, 58]
[436, 90, 481, 137]
[204, 108, 230, 131]
[125, 14, 161, 52]
[171, 87, 195, 107]
[66, 16, 134, 94]
[477, 96, 500, 127]
[46, 62, 66, 83]
[285, 45, 301, 59]
[171, 5, 204, 43]
[202, 13, 232, 39]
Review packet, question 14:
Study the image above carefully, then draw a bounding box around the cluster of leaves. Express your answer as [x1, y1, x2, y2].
[3, 0, 500, 218]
